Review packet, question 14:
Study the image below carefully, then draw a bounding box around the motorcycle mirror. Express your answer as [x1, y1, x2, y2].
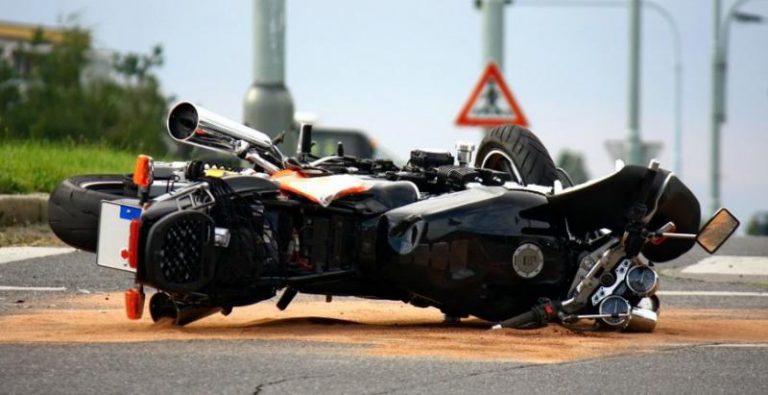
[696, 208, 740, 254]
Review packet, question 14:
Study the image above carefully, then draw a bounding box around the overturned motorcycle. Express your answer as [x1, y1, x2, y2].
[49, 102, 739, 331]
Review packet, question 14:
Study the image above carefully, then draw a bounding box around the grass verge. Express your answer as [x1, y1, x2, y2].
[0, 140, 140, 194]
[0, 223, 65, 247]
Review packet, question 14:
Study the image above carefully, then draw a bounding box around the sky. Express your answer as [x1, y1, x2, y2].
[2, 0, 767, 226]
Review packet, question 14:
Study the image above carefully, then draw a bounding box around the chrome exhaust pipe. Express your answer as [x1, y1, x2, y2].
[167, 101, 274, 155]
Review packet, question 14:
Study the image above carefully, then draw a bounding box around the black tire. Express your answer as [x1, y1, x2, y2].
[475, 125, 558, 186]
[48, 174, 137, 252]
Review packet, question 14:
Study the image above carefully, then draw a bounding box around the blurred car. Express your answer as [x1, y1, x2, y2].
[747, 212, 768, 236]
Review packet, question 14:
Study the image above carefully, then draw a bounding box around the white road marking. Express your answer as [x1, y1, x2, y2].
[0, 247, 76, 265]
[657, 291, 768, 297]
[0, 286, 67, 292]
[682, 256, 768, 276]
[704, 343, 768, 348]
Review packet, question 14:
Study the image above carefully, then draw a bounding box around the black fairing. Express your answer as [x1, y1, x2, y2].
[137, 175, 279, 299]
[144, 210, 216, 292]
[339, 180, 419, 215]
[381, 187, 571, 321]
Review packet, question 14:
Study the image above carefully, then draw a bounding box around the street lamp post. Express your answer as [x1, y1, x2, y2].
[627, 0, 643, 165]
[643, 2, 684, 177]
[710, 0, 764, 216]
[517, 0, 684, 172]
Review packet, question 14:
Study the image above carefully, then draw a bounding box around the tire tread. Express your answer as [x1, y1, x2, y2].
[474, 125, 558, 186]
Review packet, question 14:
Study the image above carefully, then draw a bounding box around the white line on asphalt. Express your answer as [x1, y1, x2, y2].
[682, 256, 768, 276]
[0, 286, 67, 292]
[704, 344, 768, 348]
[0, 247, 76, 264]
[657, 291, 768, 297]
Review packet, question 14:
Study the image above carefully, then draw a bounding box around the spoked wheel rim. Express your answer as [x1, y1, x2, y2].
[479, 149, 523, 184]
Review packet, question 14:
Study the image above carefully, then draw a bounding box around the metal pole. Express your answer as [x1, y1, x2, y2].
[643, 1, 683, 177]
[244, 0, 295, 147]
[481, 0, 506, 68]
[710, 0, 757, 215]
[627, 0, 643, 165]
[710, 0, 723, 216]
[674, 58, 682, 176]
[252, 0, 285, 85]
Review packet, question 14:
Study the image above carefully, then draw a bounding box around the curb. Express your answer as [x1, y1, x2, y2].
[0, 194, 49, 226]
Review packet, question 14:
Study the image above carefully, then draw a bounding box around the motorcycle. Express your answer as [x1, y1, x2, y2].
[48, 101, 739, 331]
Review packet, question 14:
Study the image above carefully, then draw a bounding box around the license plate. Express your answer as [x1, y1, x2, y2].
[96, 201, 141, 272]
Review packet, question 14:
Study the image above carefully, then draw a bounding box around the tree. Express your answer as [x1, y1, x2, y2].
[0, 25, 168, 155]
[746, 212, 768, 236]
[556, 150, 590, 185]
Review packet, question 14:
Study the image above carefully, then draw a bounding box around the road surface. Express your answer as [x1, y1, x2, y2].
[1, 237, 766, 394]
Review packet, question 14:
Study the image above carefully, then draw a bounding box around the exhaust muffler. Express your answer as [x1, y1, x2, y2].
[167, 101, 274, 155]
[149, 292, 221, 326]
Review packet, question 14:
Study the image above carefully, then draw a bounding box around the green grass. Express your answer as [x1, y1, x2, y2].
[0, 140, 142, 194]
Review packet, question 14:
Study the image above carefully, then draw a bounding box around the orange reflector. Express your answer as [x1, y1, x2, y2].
[124, 288, 145, 320]
[128, 219, 141, 269]
[132, 155, 153, 188]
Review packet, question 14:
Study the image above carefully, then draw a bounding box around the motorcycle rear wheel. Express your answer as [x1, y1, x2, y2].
[475, 124, 558, 187]
[48, 174, 137, 252]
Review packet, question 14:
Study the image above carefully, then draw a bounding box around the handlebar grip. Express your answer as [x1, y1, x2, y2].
[493, 310, 538, 330]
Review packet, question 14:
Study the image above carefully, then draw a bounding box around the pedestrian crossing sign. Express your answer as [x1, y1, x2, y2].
[455, 63, 529, 128]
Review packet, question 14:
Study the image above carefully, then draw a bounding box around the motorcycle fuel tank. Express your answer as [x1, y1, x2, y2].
[379, 186, 572, 321]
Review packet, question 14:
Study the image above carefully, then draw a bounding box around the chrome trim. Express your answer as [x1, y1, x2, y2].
[455, 141, 475, 167]
[151, 182, 216, 211]
[660, 232, 697, 239]
[642, 172, 674, 223]
[561, 240, 625, 313]
[167, 101, 276, 158]
[244, 151, 281, 175]
[479, 149, 523, 184]
[590, 259, 632, 306]
[214, 227, 231, 248]
[79, 181, 125, 189]
[625, 307, 658, 332]
[567, 312, 632, 320]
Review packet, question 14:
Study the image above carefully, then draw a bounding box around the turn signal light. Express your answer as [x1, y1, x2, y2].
[132, 155, 153, 188]
[128, 219, 141, 269]
[124, 288, 145, 320]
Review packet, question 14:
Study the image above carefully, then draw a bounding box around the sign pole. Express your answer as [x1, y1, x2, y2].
[480, 0, 506, 69]
[478, 0, 508, 135]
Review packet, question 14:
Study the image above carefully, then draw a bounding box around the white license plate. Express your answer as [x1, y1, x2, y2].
[96, 201, 142, 272]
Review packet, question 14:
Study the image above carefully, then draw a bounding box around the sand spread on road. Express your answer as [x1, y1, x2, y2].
[1, 294, 767, 363]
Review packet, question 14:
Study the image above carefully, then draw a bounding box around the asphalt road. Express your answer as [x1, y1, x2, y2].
[1, 236, 767, 394]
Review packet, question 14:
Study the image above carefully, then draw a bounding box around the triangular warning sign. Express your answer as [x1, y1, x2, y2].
[455, 63, 529, 128]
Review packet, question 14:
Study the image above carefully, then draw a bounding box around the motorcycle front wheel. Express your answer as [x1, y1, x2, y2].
[475, 124, 559, 187]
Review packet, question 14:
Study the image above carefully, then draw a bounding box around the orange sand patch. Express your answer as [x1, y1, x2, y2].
[1, 294, 767, 363]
